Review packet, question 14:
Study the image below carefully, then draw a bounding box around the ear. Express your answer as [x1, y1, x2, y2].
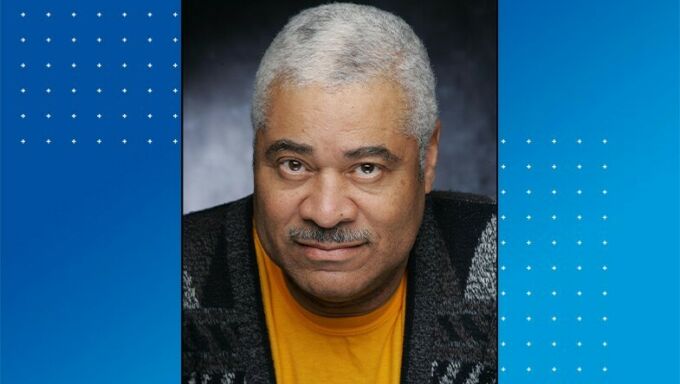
[424, 119, 441, 193]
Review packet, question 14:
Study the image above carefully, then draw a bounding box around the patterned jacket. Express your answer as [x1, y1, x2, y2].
[183, 191, 497, 384]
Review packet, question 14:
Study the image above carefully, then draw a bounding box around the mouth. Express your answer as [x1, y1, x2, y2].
[294, 240, 366, 251]
[294, 240, 368, 262]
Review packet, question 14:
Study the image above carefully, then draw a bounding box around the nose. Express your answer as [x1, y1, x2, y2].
[299, 170, 357, 228]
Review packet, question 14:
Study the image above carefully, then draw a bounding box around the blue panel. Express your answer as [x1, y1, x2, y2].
[499, 0, 679, 382]
[1, 1, 180, 383]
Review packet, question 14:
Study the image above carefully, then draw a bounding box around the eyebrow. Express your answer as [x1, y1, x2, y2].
[264, 140, 401, 164]
[265, 139, 313, 161]
[344, 145, 401, 164]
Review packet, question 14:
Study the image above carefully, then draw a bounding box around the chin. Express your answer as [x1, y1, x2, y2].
[301, 271, 367, 303]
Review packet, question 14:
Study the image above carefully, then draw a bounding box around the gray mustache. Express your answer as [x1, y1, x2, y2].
[289, 225, 373, 244]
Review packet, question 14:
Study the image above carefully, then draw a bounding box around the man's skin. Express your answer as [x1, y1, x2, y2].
[253, 77, 441, 317]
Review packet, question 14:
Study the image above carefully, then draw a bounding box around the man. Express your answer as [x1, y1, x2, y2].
[183, 3, 497, 384]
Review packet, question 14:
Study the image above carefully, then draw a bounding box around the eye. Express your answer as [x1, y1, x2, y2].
[359, 163, 376, 174]
[279, 159, 308, 175]
[353, 163, 383, 180]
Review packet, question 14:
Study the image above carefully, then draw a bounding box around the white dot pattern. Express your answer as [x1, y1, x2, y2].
[12, 7, 180, 147]
[499, 136, 610, 379]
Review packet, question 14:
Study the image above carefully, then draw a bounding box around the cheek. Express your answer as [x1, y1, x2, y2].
[359, 177, 423, 243]
[254, 169, 307, 233]
[257, 192, 296, 229]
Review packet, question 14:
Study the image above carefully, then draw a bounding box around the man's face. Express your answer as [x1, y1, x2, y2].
[253, 79, 438, 309]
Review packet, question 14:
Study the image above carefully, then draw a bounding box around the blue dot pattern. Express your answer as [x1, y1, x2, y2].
[499, 136, 610, 381]
[1, 1, 181, 383]
[6, 2, 180, 146]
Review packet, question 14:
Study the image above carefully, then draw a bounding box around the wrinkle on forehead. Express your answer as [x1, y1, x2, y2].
[266, 77, 409, 135]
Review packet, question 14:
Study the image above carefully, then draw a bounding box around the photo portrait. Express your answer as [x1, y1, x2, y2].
[183, 2, 497, 383]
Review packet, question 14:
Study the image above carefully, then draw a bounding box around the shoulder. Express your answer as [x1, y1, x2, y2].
[182, 194, 253, 265]
[183, 195, 253, 256]
[427, 190, 496, 257]
[427, 190, 497, 301]
[183, 195, 253, 236]
[183, 195, 253, 309]
[429, 190, 496, 224]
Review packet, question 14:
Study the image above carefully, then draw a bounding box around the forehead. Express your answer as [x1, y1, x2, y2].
[264, 79, 409, 146]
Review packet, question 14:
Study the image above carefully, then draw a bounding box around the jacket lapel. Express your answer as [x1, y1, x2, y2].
[223, 197, 277, 383]
[401, 197, 495, 384]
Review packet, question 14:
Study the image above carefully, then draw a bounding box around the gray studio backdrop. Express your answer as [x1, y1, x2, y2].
[184, 0, 497, 214]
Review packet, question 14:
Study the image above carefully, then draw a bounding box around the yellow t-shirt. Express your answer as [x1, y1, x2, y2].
[254, 229, 407, 384]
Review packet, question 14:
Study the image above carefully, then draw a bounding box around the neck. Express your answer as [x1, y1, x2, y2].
[282, 263, 407, 318]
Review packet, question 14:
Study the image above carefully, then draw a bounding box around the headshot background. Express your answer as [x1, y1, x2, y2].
[183, 0, 497, 213]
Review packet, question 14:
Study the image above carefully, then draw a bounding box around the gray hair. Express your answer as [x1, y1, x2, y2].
[251, 3, 438, 169]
